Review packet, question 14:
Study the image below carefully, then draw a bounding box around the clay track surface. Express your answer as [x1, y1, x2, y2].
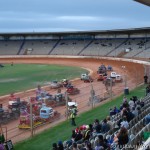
[0, 57, 144, 143]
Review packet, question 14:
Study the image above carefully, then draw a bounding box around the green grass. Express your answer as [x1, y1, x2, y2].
[0, 64, 87, 96]
[14, 84, 146, 150]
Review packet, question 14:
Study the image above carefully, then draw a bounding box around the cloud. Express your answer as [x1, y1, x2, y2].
[0, 0, 150, 33]
[58, 16, 100, 21]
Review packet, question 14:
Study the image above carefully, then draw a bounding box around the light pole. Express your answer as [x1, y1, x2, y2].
[121, 66, 129, 95]
[90, 80, 95, 109]
[65, 92, 69, 120]
[121, 66, 127, 87]
[110, 78, 113, 100]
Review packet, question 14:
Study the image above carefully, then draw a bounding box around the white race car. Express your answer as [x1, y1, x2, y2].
[50, 80, 63, 89]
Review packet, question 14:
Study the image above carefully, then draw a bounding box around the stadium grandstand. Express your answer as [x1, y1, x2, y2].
[0, 27, 150, 59]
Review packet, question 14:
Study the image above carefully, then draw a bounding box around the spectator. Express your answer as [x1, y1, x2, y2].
[131, 107, 138, 117]
[146, 85, 150, 96]
[106, 134, 113, 146]
[101, 119, 110, 133]
[123, 96, 127, 102]
[65, 130, 77, 148]
[94, 135, 109, 150]
[72, 142, 78, 150]
[136, 101, 141, 112]
[52, 143, 58, 150]
[120, 116, 129, 129]
[106, 116, 113, 130]
[136, 106, 142, 115]
[122, 100, 129, 108]
[82, 126, 91, 142]
[93, 119, 101, 134]
[126, 107, 134, 122]
[89, 124, 93, 133]
[113, 106, 120, 114]
[144, 114, 150, 125]
[121, 108, 128, 118]
[109, 108, 115, 116]
[119, 103, 123, 111]
[72, 130, 76, 139]
[115, 127, 129, 148]
[128, 98, 134, 109]
[140, 100, 144, 107]
[85, 141, 93, 150]
[74, 130, 83, 142]
[144, 74, 148, 84]
[58, 140, 64, 150]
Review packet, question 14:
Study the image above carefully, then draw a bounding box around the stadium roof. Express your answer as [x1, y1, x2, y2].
[134, 0, 150, 6]
[0, 27, 150, 37]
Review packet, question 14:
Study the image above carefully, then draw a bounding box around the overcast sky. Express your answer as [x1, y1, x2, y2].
[0, 0, 150, 33]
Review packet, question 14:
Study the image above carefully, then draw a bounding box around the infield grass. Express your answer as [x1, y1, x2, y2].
[14, 84, 146, 150]
[0, 64, 87, 96]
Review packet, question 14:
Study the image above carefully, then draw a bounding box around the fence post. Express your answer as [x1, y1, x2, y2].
[29, 97, 34, 137]
[90, 81, 95, 109]
[65, 92, 69, 120]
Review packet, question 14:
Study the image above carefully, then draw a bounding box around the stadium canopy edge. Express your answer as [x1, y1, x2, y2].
[134, 0, 150, 6]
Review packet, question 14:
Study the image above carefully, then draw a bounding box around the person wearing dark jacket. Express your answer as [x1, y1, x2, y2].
[52, 143, 58, 150]
[144, 75, 148, 84]
[58, 141, 64, 150]
[117, 127, 129, 148]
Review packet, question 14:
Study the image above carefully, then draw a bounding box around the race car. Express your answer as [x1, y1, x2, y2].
[50, 80, 63, 89]
[81, 73, 93, 83]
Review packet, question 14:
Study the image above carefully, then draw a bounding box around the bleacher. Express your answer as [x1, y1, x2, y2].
[51, 39, 90, 55]
[19, 39, 58, 55]
[0, 36, 150, 60]
[0, 40, 23, 55]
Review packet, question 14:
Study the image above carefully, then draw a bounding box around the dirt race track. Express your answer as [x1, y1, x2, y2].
[0, 57, 145, 144]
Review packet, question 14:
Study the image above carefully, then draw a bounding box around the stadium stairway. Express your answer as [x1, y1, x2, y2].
[105, 38, 129, 56]
[17, 39, 26, 55]
[133, 45, 150, 58]
[77, 40, 93, 55]
[48, 39, 61, 55]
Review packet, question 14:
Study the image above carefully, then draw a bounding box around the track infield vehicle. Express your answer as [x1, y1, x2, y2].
[18, 104, 60, 129]
[61, 79, 70, 87]
[45, 93, 72, 107]
[115, 74, 123, 82]
[97, 73, 107, 81]
[107, 65, 113, 71]
[97, 64, 107, 74]
[81, 73, 93, 83]
[50, 80, 63, 89]
[103, 77, 115, 86]
[66, 85, 80, 95]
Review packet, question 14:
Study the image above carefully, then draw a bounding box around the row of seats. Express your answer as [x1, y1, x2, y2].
[0, 38, 150, 58]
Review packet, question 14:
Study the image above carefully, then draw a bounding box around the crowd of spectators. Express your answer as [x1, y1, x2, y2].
[52, 95, 148, 150]
[146, 84, 150, 96]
